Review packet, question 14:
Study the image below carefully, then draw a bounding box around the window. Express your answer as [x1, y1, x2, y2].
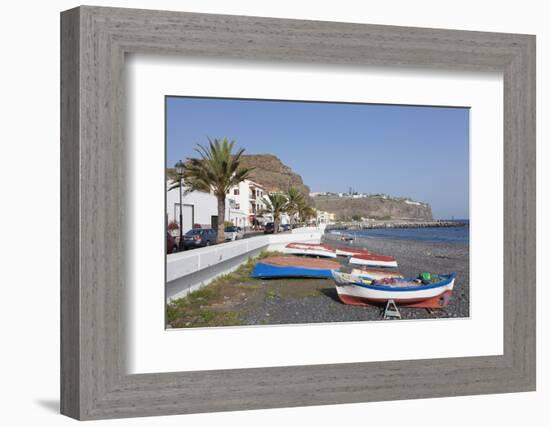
[234, 188, 239, 195]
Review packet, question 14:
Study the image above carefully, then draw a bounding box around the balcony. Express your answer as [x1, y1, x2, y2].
[249, 187, 263, 201]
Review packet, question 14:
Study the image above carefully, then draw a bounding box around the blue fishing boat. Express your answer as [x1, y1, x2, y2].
[251, 256, 341, 279]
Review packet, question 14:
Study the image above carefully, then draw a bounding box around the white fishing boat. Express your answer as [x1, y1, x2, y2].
[284, 242, 337, 258]
[331, 270, 456, 308]
[349, 253, 398, 268]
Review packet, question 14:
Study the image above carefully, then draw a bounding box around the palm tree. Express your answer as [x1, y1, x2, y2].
[286, 186, 305, 226]
[297, 202, 316, 226]
[262, 193, 288, 234]
[301, 206, 317, 225]
[180, 138, 253, 243]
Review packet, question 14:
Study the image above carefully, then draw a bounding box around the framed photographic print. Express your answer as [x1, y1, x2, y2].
[61, 6, 535, 420]
[164, 96, 471, 330]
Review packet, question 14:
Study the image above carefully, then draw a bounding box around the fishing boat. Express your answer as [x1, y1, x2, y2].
[335, 247, 370, 257]
[350, 267, 403, 280]
[284, 242, 337, 258]
[331, 270, 456, 308]
[349, 253, 398, 268]
[251, 256, 340, 279]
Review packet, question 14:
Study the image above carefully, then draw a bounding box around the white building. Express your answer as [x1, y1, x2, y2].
[166, 179, 269, 234]
[166, 185, 218, 234]
[224, 196, 248, 228]
[316, 210, 336, 224]
[226, 179, 268, 228]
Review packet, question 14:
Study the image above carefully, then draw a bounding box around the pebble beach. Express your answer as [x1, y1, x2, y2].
[168, 230, 470, 328]
[236, 233, 470, 325]
[322, 233, 470, 319]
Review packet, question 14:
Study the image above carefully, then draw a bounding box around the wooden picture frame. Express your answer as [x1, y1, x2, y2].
[60, 6, 536, 420]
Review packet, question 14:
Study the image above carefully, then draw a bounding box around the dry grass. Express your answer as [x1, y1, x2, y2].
[167, 251, 285, 328]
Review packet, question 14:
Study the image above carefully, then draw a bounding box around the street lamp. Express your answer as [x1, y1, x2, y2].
[174, 160, 185, 251]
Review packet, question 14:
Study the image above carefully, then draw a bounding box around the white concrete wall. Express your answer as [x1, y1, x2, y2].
[166, 227, 323, 300]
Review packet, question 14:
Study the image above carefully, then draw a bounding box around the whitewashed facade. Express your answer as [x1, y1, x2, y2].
[166, 185, 218, 234]
[316, 210, 336, 224]
[166, 179, 270, 234]
[225, 179, 268, 228]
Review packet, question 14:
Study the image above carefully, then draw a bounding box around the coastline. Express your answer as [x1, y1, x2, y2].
[323, 233, 470, 319]
[327, 219, 467, 231]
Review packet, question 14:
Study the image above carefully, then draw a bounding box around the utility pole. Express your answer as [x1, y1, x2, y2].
[175, 160, 185, 251]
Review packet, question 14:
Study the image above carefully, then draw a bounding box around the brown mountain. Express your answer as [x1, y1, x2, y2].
[239, 154, 311, 201]
[313, 194, 433, 221]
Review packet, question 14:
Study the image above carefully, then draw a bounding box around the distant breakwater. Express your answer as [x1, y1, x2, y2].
[327, 220, 467, 231]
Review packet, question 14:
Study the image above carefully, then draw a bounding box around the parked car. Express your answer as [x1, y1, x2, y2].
[224, 226, 244, 241]
[166, 232, 177, 254]
[264, 222, 275, 234]
[181, 228, 217, 249]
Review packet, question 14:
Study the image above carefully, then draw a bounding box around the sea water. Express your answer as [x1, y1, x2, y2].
[343, 220, 469, 244]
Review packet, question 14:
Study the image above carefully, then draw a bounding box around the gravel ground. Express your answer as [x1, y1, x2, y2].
[239, 234, 469, 324]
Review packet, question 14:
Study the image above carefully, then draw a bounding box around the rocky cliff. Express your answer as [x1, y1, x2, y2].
[313, 194, 433, 221]
[238, 154, 311, 201]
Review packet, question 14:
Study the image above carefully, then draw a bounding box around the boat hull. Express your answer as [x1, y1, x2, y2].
[285, 247, 337, 258]
[285, 243, 337, 258]
[335, 248, 370, 257]
[252, 256, 340, 279]
[349, 254, 398, 268]
[252, 263, 335, 279]
[332, 271, 455, 308]
[337, 290, 453, 308]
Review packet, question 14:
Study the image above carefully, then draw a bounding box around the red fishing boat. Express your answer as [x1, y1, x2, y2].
[335, 247, 370, 257]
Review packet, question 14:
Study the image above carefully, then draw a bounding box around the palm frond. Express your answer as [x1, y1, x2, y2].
[181, 137, 254, 206]
[167, 181, 181, 192]
[263, 193, 288, 213]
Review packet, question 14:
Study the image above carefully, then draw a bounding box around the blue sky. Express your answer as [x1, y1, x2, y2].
[166, 97, 469, 219]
